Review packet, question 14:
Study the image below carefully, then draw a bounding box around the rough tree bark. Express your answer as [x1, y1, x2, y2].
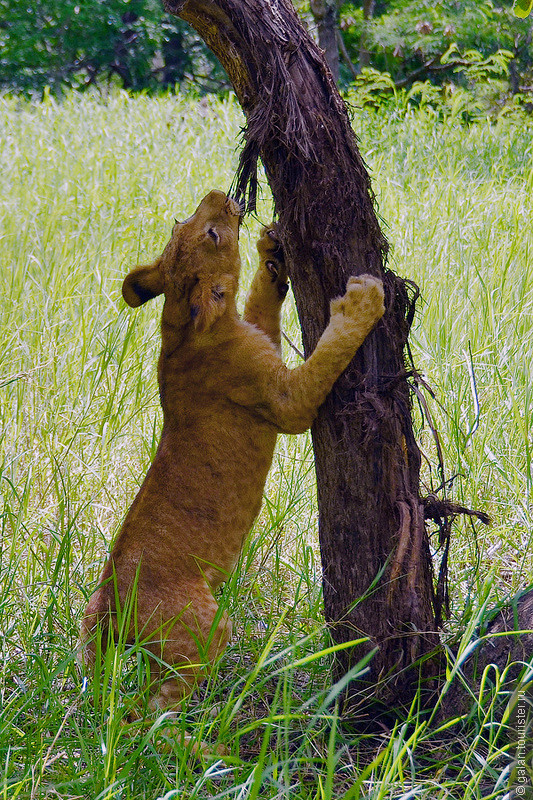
[163, 0, 442, 712]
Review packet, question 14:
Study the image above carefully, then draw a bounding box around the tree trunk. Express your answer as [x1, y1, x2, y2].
[309, 0, 340, 83]
[163, 0, 441, 712]
[359, 0, 375, 70]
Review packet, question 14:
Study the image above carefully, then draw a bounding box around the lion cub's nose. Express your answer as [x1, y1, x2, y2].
[224, 197, 242, 218]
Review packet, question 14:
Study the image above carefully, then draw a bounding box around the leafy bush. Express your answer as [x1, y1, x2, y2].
[345, 45, 529, 121]
[339, 0, 533, 102]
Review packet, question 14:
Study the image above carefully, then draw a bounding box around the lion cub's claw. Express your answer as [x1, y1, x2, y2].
[257, 224, 289, 300]
[266, 260, 279, 281]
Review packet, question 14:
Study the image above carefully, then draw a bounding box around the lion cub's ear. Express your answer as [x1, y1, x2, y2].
[189, 273, 235, 333]
[122, 261, 164, 307]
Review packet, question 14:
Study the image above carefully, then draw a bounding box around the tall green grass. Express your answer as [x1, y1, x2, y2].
[0, 90, 532, 798]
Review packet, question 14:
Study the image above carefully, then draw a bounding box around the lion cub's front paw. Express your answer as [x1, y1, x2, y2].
[330, 275, 385, 331]
[256, 224, 289, 300]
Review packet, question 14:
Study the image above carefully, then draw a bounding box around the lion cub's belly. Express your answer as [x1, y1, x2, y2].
[109, 401, 278, 593]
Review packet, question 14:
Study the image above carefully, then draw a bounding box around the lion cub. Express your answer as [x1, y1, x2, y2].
[81, 190, 384, 724]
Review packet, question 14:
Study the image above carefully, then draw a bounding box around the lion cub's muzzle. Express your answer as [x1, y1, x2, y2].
[224, 196, 243, 219]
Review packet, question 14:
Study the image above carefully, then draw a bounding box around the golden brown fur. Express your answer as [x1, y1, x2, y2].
[81, 189, 385, 719]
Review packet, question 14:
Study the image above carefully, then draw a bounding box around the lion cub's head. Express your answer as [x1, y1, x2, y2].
[122, 190, 242, 333]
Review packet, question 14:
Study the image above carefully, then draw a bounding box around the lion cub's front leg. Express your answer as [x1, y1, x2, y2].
[243, 225, 289, 353]
[325, 274, 385, 349]
[246, 274, 385, 434]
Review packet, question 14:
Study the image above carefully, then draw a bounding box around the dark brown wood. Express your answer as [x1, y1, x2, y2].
[163, 0, 441, 709]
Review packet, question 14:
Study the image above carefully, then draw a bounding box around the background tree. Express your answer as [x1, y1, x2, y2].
[309, 0, 340, 82]
[358, 0, 376, 70]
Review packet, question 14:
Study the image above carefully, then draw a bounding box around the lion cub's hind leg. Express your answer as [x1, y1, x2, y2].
[244, 225, 289, 352]
[147, 591, 231, 712]
[133, 582, 232, 757]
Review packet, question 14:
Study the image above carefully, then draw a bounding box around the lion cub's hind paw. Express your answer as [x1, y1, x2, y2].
[121, 712, 227, 760]
[330, 274, 385, 327]
[155, 724, 228, 760]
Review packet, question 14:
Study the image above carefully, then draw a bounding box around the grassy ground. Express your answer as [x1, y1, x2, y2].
[0, 90, 532, 798]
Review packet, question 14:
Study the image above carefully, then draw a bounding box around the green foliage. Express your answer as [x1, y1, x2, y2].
[1, 0, 532, 101]
[339, 0, 533, 105]
[514, 0, 533, 17]
[345, 45, 530, 121]
[0, 90, 532, 797]
[0, 0, 228, 95]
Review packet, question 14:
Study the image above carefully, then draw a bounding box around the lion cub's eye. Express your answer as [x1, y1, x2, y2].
[207, 227, 220, 246]
[211, 287, 224, 301]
